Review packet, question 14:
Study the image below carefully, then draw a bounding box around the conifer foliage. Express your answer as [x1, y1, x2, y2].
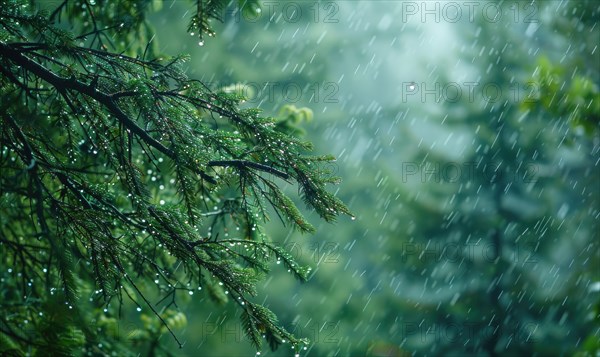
[0, 0, 350, 355]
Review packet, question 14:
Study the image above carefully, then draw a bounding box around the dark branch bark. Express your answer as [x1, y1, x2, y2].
[0, 42, 292, 185]
[208, 160, 289, 180]
[0, 42, 219, 183]
[0, 42, 175, 158]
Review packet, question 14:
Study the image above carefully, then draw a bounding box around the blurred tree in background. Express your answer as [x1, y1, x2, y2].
[145, 1, 597, 356]
[380, 1, 599, 354]
[361, 1, 599, 356]
[0, 0, 351, 355]
[182, 1, 596, 356]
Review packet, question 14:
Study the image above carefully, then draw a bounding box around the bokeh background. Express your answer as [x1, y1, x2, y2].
[117, 1, 598, 356]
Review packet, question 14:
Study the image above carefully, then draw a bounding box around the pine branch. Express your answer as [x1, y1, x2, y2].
[0, 42, 216, 183]
[0, 1, 351, 354]
[208, 160, 290, 180]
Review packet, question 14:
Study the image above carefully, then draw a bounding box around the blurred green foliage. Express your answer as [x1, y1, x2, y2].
[522, 55, 600, 136]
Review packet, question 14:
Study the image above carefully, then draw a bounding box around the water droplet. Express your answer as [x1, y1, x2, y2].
[198, 40, 205, 47]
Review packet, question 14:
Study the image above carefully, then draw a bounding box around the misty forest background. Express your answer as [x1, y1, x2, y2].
[144, 1, 599, 355]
